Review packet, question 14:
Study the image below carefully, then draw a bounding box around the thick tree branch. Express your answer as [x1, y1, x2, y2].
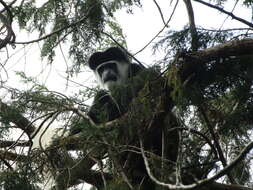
[176, 38, 253, 85]
[0, 150, 28, 162]
[0, 100, 35, 136]
[45, 135, 111, 189]
[184, 38, 253, 63]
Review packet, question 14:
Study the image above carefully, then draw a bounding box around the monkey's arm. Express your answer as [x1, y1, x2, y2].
[88, 90, 122, 124]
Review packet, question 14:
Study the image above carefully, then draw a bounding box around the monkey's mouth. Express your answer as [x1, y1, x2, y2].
[104, 75, 117, 83]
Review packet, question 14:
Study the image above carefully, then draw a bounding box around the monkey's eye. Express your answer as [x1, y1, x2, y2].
[97, 62, 117, 75]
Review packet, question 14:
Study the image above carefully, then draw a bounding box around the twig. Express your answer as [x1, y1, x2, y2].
[134, 0, 179, 55]
[152, 0, 168, 27]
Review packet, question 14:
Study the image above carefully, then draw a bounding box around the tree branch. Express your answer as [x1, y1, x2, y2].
[193, 0, 253, 28]
[187, 38, 253, 62]
[0, 150, 28, 162]
[134, 0, 179, 55]
[140, 136, 253, 190]
[0, 100, 35, 136]
[0, 3, 15, 49]
[199, 106, 236, 184]
[152, 0, 167, 27]
[183, 0, 199, 51]
[0, 140, 31, 148]
[14, 5, 95, 45]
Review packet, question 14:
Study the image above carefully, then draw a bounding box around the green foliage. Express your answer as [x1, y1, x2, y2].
[82, 0, 104, 37]
[243, 0, 253, 6]
[0, 170, 38, 190]
[3, 1, 253, 189]
[12, 0, 141, 68]
[12, 0, 36, 30]
[154, 26, 235, 58]
[164, 50, 253, 184]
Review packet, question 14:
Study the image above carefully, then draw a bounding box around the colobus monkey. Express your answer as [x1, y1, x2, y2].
[87, 47, 144, 123]
[87, 47, 179, 188]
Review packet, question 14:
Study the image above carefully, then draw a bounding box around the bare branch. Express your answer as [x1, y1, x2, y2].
[152, 0, 167, 27]
[183, 0, 199, 51]
[134, 0, 179, 55]
[193, 0, 253, 28]
[0, 157, 13, 170]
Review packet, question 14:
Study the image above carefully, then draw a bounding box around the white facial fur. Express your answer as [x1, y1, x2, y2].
[94, 60, 129, 90]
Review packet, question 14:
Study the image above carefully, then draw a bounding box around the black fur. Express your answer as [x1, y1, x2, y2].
[88, 47, 130, 70]
[87, 47, 144, 124]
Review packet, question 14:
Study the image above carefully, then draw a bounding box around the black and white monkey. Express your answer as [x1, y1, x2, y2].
[88, 47, 143, 90]
[87, 47, 179, 188]
[87, 47, 144, 124]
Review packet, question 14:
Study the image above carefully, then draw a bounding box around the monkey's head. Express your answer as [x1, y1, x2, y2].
[88, 47, 130, 90]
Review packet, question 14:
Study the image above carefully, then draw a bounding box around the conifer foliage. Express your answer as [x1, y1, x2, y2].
[0, 0, 253, 190]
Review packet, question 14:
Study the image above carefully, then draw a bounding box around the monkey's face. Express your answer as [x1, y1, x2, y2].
[95, 60, 129, 90]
